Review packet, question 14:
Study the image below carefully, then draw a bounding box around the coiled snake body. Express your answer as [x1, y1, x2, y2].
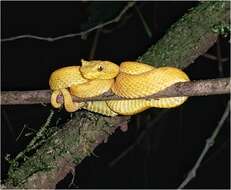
[49, 60, 190, 116]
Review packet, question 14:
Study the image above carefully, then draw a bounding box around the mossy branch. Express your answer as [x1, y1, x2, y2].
[138, 1, 230, 68]
[5, 112, 129, 189]
[3, 1, 230, 189]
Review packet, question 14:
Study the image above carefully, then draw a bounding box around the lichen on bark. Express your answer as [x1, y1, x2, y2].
[4, 1, 230, 189]
[5, 111, 129, 188]
[138, 1, 230, 68]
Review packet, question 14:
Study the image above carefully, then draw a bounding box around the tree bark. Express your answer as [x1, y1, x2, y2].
[138, 1, 230, 69]
[4, 1, 230, 188]
[1, 78, 230, 105]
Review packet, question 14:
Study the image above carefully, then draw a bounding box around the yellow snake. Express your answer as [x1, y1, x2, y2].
[49, 59, 190, 116]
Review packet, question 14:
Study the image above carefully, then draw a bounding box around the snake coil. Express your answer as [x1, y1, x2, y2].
[49, 60, 190, 116]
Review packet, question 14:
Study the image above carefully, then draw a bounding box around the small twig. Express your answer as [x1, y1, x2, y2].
[68, 168, 76, 188]
[1, 2, 136, 42]
[27, 110, 54, 148]
[177, 100, 230, 189]
[135, 5, 152, 39]
[14, 110, 54, 162]
[89, 28, 101, 60]
[102, 14, 132, 34]
[1, 78, 230, 105]
[202, 53, 229, 62]
[16, 124, 27, 142]
[200, 139, 228, 167]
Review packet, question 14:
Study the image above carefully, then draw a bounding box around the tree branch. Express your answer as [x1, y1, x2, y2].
[3, 1, 230, 188]
[1, 78, 230, 105]
[1, 2, 136, 42]
[177, 100, 230, 189]
[137, 1, 230, 69]
[4, 111, 130, 189]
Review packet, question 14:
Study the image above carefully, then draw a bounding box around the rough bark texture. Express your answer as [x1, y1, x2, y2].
[2, 90, 50, 105]
[138, 1, 230, 68]
[4, 1, 230, 189]
[153, 78, 230, 97]
[2, 78, 230, 105]
[5, 112, 129, 189]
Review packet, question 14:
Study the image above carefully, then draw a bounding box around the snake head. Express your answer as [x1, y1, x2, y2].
[80, 59, 119, 80]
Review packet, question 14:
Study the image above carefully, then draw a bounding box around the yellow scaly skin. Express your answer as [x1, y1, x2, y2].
[49, 59, 119, 112]
[49, 60, 190, 116]
[107, 62, 190, 115]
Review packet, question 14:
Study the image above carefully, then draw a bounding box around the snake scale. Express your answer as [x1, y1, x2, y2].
[49, 59, 190, 116]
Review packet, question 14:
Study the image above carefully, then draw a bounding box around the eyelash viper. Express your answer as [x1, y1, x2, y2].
[49, 59, 190, 116]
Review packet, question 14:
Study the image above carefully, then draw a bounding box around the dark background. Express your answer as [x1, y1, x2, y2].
[1, 1, 230, 189]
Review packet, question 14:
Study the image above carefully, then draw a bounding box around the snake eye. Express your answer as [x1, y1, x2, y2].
[97, 65, 103, 72]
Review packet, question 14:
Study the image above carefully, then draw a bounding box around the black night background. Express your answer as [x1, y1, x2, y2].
[1, 1, 230, 189]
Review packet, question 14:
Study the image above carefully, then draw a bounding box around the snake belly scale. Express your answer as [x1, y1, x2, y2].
[49, 60, 190, 116]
